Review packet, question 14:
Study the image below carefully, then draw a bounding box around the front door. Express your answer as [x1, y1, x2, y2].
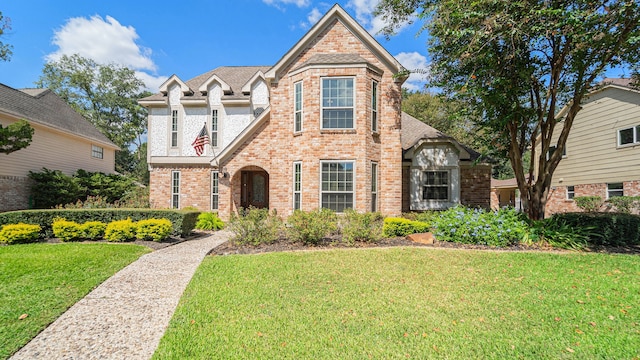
[241, 171, 269, 209]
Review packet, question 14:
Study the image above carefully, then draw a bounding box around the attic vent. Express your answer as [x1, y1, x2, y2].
[254, 107, 265, 117]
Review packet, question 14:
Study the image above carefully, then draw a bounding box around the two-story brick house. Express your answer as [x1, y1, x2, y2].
[139, 4, 490, 219]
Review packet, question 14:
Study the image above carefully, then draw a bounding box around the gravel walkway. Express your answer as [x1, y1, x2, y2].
[11, 231, 230, 360]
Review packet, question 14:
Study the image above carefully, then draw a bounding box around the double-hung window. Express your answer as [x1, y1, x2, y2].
[618, 125, 640, 146]
[371, 162, 378, 212]
[566, 185, 575, 200]
[294, 81, 303, 132]
[171, 171, 180, 209]
[293, 162, 302, 210]
[91, 145, 104, 159]
[423, 171, 449, 201]
[171, 109, 179, 147]
[371, 80, 378, 133]
[321, 161, 354, 212]
[211, 171, 219, 210]
[607, 183, 624, 198]
[211, 109, 219, 147]
[321, 78, 354, 129]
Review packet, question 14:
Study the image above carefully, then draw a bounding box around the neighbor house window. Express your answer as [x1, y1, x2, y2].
[171, 171, 180, 209]
[547, 145, 566, 160]
[371, 162, 378, 212]
[371, 80, 378, 133]
[607, 183, 624, 198]
[293, 162, 302, 210]
[423, 171, 449, 201]
[566, 185, 575, 200]
[211, 171, 219, 210]
[618, 125, 640, 146]
[211, 109, 218, 147]
[321, 161, 354, 212]
[171, 109, 179, 147]
[91, 145, 103, 159]
[321, 77, 354, 129]
[294, 81, 303, 132]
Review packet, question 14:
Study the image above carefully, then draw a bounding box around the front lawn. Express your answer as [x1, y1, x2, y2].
[155, 248, 639, 359]
[0, 243, 150, 359]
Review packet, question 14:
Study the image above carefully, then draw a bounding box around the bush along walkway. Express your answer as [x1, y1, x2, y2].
[10, 231, 230, 360]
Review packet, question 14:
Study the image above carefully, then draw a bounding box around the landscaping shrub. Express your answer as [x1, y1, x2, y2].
[605, 196, 640, 214]
[104, 219, 137, 242]
[340, 209, 383, 245]
[286, 209, 337, 245]
[383, 217, 430, 237]
[573, 196, 604, 213]
[52, 219, 83, 242]
[81, 221, 107, 240]
[136, 218, 172, 242]
[195, 212, 225, 231]
[528, 217, 592, 250]
[228, 207, 283, 246]
[0, 223, 41, 244]
[550, 212, 640, 246]
[431, 206, 528, 247]
[401, 211, 438, 223]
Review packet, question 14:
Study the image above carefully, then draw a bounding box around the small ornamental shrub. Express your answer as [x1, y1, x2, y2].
[136, 218, 173, 242]
[104, 218, 137, 242]
[605, 196, 640, 214]
[286, 209, 337, 245]
[340, 210, 383, 245]
[383, 217, 430, 237]
[229, 207, 283, 246]
[81, 221, 107, 240]
[52, 218, 83, 242]
[574, 196, 604, 213]
[528, 217, 592, 250]
[431, 206, 528, 247]
[195, 212, 225, 231]
[0, 223, 41, 244]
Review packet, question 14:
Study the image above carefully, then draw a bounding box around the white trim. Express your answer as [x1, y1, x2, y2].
[198, 74, 231, 95]
[159, 75, 192, 96]
[241, 70, 266, 94]
[566, 185, 575, 200]
[211, 171, 219, 210]
[319, 160, 356, 212]
[320, 77, 355, 130]
[606, 182, 624, 199]
[211, 108, 220, 149]
[294, 81, 303, 133]
[371, 80, 378, 133]
[170, 108, 179, 149]
[371, 161, 378, 212]
[91, 144, 104, 159]
[617, 125, 640, 147]
[171, 170, 180, 209]
[422, 169, 451, 202]
[293, 161, 302, 211]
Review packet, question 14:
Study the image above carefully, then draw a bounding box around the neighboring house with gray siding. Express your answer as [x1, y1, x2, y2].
[0, 83, 119, 211]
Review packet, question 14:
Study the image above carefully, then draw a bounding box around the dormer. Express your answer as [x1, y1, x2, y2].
[199, 74, 232, 96]
[159, 75, 193, 96]
[241, 71, 266, 95]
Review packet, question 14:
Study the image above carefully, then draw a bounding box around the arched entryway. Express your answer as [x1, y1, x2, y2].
[239, 167, 269, 209]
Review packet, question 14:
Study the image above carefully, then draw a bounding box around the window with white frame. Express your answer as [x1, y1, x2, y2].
[423, 171, 449, 201]
[294, 81, 303, 133]
[171, 109, 179, 147]
[211, 171, 219, 210]
[371, 80, 378, 133]
[91, 145, 103, 159]
[607, 183, 624, 198]
[171, 171, 180, 209]
[566, 185, 575, 200]
[321, 161, 354, 212]
[371, 162, 378, 212]
[211, 109, 218, 147]
[547, 145, 566, 160]
[618, 125, 640, 146]
[293, 162, 302, 210]
[321, 78, 354, 129]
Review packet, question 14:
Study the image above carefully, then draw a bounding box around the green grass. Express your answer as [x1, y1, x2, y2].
[155, 248, 640, 359]
[0, 243, 150, 359]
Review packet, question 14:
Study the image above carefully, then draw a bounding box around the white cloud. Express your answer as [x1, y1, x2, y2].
[46, 15, 165, 91]
[395, 51, 430, 91]
[346, 0, 413, 36]
[263, 0, 311, 9]
[307, 8, 323, 24]
[135, 71, 168, 93]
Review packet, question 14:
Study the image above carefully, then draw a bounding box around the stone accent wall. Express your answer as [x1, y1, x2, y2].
[460, 165, 492, 209]
[545, 180, 640, 216]
[0, 175, 32, 212]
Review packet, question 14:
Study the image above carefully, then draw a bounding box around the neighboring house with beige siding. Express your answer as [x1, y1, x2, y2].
[0, 83, 118, 211]
[536, 78, 640, 215]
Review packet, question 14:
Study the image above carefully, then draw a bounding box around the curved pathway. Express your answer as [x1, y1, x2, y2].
[11, 231, 230, 360]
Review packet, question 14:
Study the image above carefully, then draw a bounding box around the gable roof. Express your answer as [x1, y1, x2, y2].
[265, 4, 404, 82]
[0, 83, 118, 149]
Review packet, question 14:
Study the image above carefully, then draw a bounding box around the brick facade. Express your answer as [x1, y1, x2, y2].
[545, 180, 640, 215]
[460, 165, 492, 209]
[0, 175, 32, 211]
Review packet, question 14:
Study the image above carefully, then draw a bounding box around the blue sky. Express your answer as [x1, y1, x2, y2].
[0, 0, 431, 92]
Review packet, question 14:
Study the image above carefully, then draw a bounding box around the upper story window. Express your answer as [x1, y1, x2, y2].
[321, 77, 354, 129]
[547, 145, 566, 160]
[294, 81, 303, 133]
[371, 80, 378, 133]
[211, 109, 219, 147]
[91, 145, 104, 159]
[171, 109, 179, 147]
[618, 125, 640, 146]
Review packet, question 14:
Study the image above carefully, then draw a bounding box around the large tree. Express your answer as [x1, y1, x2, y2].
[36, 54, 151, 177]
[0, 120, 34, 154]
[0, 11, 12, 61]
[377, 0, 640, 219]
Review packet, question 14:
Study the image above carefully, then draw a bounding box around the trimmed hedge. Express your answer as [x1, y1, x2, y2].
[550, 212, 640, 246]
[0, 223, 42, 244]
[383, 217, 430, 237]
[0, 209, 199, 238]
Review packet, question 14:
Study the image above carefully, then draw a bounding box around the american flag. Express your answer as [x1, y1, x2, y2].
[191, 124, 209, 156]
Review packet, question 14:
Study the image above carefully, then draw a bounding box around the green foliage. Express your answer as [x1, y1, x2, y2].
[573, 196, 604, 213]
[528, 218, 591, 250]
[228, 207, 283, 246]
[551, 212, 640, 247]
[0, 11, 13, 62]
[0, 209, 198, 238]
[286, 209, 337, 245]
[383, 217, 430, 237]
[28, 168, 82, 209]
[605, 196, 640, 214]
[0, 120, 34, 154]
[52, 218, 83, 242]
[80, 221, 106, 240]
[431, 206, 528, 247]
[104, 218, 137, 242]
[340, 210, 384, 245]
[195, 212, 225, 231]
[136, 218, 172, 242]
[0, 223, 41, 244]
